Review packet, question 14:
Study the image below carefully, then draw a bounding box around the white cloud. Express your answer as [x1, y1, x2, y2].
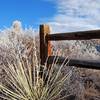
[45, 0, 100, 33]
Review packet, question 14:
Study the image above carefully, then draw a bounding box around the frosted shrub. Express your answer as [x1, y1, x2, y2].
[12, 20, 22, 34]
[0, 21, 72, 100]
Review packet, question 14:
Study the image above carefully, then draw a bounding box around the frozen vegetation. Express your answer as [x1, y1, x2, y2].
[0, 21, 100, 100]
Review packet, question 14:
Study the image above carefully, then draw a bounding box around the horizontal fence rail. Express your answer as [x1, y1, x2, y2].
[39, 24, 100, 70]
[47, 56, 100, 70]
[46, 30, 100, 41]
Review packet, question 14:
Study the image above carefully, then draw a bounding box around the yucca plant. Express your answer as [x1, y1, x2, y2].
[0, 36, 72, 100]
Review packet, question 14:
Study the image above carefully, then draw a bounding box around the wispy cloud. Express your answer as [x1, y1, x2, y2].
[44, 0, 100, 33]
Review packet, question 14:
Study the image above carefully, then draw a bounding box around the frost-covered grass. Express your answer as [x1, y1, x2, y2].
[0, 21, 100, 100]
[0, 21, 72, 100]
[0, 43, 71, 100]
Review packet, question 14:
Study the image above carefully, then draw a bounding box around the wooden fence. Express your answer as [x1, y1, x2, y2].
[39, 24, 100, 70]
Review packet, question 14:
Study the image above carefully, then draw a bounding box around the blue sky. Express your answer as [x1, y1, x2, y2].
[0, 0, 100, 32]
[0, 0, 56, 29]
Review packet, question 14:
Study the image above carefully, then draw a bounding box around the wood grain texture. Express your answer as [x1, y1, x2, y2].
[47, 30, 100, 41]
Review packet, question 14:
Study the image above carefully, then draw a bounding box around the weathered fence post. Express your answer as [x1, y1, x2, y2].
[40, 24, 52, 65]
[39, 24, 100, 70]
